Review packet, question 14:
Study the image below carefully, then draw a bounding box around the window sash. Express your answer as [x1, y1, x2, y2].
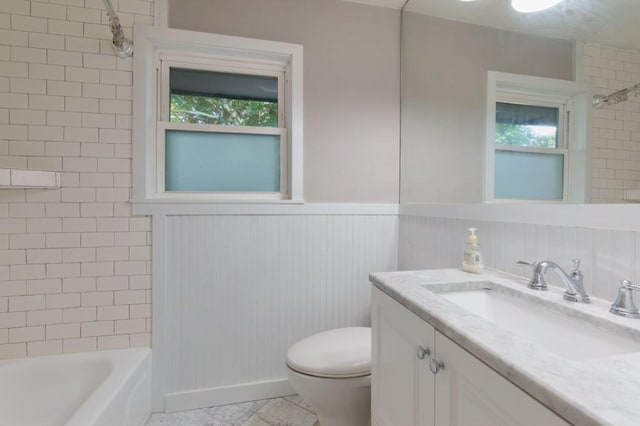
[492, 92, 570, 202]
[156, 122, 288, 200]
[159, 58, 286, 128]
[155, 55, 289, 200]
[496, 92, 568, 149]
[494, 145, 569, 202]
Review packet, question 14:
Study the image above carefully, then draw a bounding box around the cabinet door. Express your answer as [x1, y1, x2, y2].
[434, 332, 569, 426]
[371, 287, 435, 426]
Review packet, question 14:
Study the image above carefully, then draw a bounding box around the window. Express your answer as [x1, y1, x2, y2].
[485, 72, 590, 203]
[133, 27, 303, 203]
[494, 96, 568, 201]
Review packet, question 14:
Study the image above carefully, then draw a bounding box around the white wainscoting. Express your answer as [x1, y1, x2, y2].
[399, 214, 639, 304]
[153, 212, 398, 412]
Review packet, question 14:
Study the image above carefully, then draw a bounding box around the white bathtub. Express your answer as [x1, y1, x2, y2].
[0, 348, 151, 426]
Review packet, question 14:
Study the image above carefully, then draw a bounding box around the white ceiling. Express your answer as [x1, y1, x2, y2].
[403, 0, 640, 50]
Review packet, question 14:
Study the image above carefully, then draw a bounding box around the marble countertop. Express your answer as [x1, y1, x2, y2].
[369, 268, 640, 426]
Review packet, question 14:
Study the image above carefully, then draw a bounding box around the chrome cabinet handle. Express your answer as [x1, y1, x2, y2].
[416, 345, 430, 360]
[429, 357, 444, 374]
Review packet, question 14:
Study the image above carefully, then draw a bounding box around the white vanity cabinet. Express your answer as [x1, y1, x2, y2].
[372, 287, 568, 426]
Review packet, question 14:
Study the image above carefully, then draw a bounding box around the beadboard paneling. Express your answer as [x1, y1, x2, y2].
[162, 214, 398, 403]
[399, 215, 638, 303]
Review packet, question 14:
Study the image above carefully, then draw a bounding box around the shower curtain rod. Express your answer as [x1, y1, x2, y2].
[102, 0, 134, 57]
[593, 82, 640, 108]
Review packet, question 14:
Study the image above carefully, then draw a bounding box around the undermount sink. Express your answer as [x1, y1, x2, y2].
[438, 285, 640, 360]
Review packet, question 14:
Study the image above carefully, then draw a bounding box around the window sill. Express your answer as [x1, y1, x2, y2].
[130, 201, 403, 216]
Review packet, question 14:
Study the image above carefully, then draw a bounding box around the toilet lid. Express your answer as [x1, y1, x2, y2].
[286, 327, 371, 378]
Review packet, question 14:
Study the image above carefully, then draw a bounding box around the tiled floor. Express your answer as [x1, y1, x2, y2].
[146, 395, 318, 426]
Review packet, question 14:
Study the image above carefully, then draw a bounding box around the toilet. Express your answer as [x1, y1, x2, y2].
[286, 327, 371, 426]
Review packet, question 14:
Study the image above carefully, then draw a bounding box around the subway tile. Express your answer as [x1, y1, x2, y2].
[130, 332, 150, 347]
[81, 261, 113, 277]
[26, 309, 62, 326]
[0, 311, 26, 328]
[66, 66, 100, 83]
[62, 306, 95, 323]
[114, 318, 145, 334]
[46, 232, 80, 248]
[46, 292, 80, 309]
[46, 262, 80, 278]
[26, 278, 62, 295]
[27, 339, 62, 356]
[9, 294, 45, 311]
[47, 81, 82, 98]
[47, 323, 80, 339]
[10, 46, 46, 63]
[81, 291, 113, 306]
[63, 247, 95, 263]
[0, 0, 30, 15]
[114, 289, 145, 305]
[27, 249, 62, 264]
[0, 249, 25, 265]
[48, 18, 83, 36]
[45, 141, 80, 158]
[65, 36, 100, 53]
[96, 275, 128, 291]
[63, 277, 96, 293]
[97, 334, 129, 350]
[10, 264, 45, 280]
[0, 281, 26, 297]
[0, 343, 26, 359]
[9, 326, 44, 343]
[81, 320, 113, 337]
[63, 337, 96, 353]
[31, 3, 67, 20]
[0, 29, 29, 47]
[12, 15, 47, 33]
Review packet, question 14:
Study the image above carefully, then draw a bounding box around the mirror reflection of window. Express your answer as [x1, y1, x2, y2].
[494, 98, 568, 201]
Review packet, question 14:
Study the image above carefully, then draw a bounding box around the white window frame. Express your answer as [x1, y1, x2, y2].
[133, 26, 303, 203]
[485, 71, 591, 204]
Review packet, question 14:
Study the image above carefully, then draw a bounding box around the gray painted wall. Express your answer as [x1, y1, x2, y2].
[169, 0, 401, 203]
[401, 13, 575, 203]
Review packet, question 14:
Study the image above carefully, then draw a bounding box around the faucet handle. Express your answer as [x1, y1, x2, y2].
[621, 280, 640, 291]
[611, 280, 640, 318]
[572, 258, 581, 271]
[516, 260, 537, 267]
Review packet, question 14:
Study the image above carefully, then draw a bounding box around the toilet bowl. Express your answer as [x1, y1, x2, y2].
[286, 327, 371, 426]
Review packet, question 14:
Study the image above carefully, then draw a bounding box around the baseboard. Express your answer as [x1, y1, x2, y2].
[164, 378, 295, 413]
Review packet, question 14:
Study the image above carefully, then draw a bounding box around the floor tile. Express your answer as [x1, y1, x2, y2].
[203, 399, 270, 425]
[146, 408, 214, 426]
[253, 398, 318, 426]
[146, 395, 317, 426]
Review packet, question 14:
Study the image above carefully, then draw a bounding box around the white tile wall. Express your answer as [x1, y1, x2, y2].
[398, 214, 638, 303]
[0, 0, 153, 359]
[582, 42, 640, 202]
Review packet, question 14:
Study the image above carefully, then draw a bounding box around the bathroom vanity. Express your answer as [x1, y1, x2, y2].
[370, 269, 640, 426]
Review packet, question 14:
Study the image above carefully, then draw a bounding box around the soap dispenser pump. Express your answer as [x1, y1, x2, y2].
[462, 228, 484, 274]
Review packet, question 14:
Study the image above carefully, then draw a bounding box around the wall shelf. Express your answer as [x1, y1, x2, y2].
[0, 168, 61, 189]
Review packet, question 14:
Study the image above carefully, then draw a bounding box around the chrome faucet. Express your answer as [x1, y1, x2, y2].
[516, 259, 591, 303]
[610, 280, 640, 318]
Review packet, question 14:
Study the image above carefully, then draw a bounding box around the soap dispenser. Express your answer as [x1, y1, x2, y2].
[462, 228, 484, 274]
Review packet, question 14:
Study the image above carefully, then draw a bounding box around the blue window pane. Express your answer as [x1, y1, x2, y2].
[495, 150, 564, 200]
[165, 130, 280, 192]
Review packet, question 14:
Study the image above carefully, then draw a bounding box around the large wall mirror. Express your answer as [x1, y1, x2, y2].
[401, 0, 640, 204]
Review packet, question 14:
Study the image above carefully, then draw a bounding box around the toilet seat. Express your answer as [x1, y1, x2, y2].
[286, 327, 371, 378]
